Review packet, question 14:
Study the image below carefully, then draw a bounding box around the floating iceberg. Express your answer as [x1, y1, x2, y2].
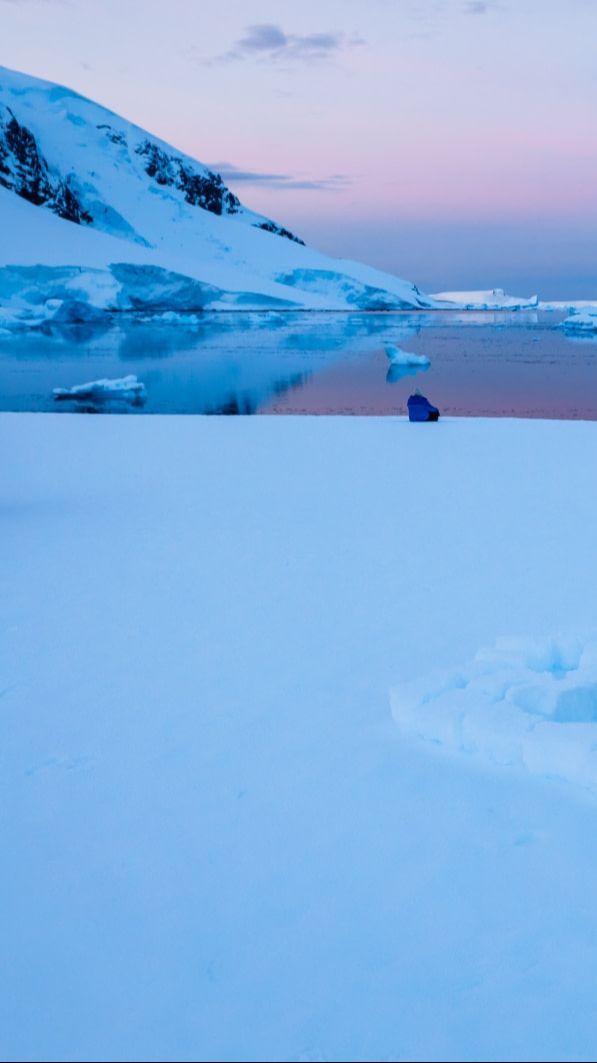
[432, 288, 539, 311]
[384, 342, 430, 367]
[53, 375, 146, 405]
[561, 308, 597, 333]
[47, 299, 109, 325]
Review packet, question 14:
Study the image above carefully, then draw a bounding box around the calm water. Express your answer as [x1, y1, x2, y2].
[1, 310, 595, 418]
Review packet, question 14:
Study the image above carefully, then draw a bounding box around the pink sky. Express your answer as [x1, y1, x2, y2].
[1, 0, 596, 296]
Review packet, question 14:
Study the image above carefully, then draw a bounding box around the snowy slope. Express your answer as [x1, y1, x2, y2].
[0, 66, 301, 244]
[0, 66, 432, 316]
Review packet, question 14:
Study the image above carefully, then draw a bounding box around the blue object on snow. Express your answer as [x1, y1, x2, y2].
[407, 393, 440, 422]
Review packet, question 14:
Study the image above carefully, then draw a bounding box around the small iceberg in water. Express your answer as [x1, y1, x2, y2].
[384, 343, 430, 367]
[561, 309, 597, 333]
[384, 343, 430, 385]
[53, 375, 146, 406]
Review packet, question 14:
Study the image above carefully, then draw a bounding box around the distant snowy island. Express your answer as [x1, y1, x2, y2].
[432, 288, 539, 311]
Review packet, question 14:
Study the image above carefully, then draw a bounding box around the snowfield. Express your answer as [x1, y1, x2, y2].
[3, 413, 597, 1063]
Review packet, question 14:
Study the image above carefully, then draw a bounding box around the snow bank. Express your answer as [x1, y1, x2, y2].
[432, 287, 539, 310]
[392, 633, 597, 792]
[53, 374, 146, 405]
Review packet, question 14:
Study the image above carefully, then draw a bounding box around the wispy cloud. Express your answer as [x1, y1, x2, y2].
[463, 1, 498, 13]
[209, 162, 351, 192]
[202, 23, 365, 66]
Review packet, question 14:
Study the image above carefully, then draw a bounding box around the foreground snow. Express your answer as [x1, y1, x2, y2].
[432, 288, 539, 310]
[3, 414, 597, 1062]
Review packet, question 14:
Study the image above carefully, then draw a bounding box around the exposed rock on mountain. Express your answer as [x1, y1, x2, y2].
[0, 105, 92, 224]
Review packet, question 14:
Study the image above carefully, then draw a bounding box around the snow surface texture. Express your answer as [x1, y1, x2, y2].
[53, 375, 146, 406]
[4, 414, 597, 1063]
[391, 634, 597, 793]
[432, 288, 539, 310]
[0, 66, 432, 318]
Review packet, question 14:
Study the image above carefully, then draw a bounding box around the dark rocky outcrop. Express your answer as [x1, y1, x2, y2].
[136, 138, 303, 243]
[0, 92, 303, 244]
[0, 106, 92, 224]
[256, 220, 304, 245]
[96, 123, 126, 146]
[136, 139, 241, 215]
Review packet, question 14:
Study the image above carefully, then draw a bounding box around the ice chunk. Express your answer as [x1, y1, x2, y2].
[561, 309, 597, 333]
[384, 342, 430, 367]
[53, 375, 146, 405]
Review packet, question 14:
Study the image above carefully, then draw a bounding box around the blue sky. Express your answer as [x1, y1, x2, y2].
[1, 0, 596, 296]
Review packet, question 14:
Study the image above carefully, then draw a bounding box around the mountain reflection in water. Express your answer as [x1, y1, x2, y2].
[1, 309, 595, 419]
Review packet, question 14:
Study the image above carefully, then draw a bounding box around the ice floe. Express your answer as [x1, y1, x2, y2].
[53, 375, 146, 406]
[561, 308, 597, 333]
[383, 342, 430, 367]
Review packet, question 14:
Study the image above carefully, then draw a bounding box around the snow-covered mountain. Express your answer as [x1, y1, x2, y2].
[0, 65, 432, 323]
